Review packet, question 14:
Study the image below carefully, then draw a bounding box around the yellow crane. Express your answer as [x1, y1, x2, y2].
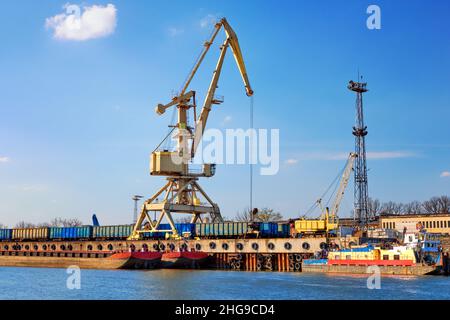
[294, 152, 357, 236]
[129, 18, 253, 239]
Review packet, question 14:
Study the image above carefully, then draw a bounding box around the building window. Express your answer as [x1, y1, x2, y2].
[346, 255, 351, 260]
[433, 221, 436, 228]
[383, 255, 389, 260]
[393, 255, 400, 260]
[393, 222, 396, 229]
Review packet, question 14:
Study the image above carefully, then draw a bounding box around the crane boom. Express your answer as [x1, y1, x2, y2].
[329, 152, 357, 217]
[191, 18, 253, 157]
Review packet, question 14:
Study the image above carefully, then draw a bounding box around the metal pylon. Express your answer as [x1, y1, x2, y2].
[348, 80, 371, 227]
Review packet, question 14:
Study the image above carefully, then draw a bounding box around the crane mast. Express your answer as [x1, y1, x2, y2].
[129, 18, 253, 239]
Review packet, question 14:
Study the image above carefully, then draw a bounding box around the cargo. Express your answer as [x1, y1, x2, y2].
[49, 226, 92, 239]
[93, 225, 133, 239]
[195, 222, 250, 237]
[258, 222, 279, 237]
[150, 223, 195, 237]
[12, 228, 49, 240]
[0, 229, 12, 240]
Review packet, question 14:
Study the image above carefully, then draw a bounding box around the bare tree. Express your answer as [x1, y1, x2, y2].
[256, 208, 284, 222]
[49, 217, 83, 227]
[15, 221, 36, 228]
[63, 218, 83, 227]
[236, 208, 253, 222]
[403, 201, 423, 214]
[380, 201, 404, 215]
[423, 196, 450, 214]
[236, 207, 283, 222]
[368, 198, 382, 216]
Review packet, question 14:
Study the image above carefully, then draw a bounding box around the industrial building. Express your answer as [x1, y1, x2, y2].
[379, 213, 450, 234]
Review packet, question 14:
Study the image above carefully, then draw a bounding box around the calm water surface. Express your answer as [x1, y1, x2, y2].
[1, 267, 449, 300]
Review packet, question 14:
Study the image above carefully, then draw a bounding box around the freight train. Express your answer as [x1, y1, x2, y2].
[0, 222, 291, 242]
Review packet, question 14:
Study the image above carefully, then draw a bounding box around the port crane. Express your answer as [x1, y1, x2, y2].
[294, 152, 357, 236]
[129, 18, 253, 239]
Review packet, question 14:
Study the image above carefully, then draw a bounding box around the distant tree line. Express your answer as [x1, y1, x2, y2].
[369, 195, 450, 216]
[1, 217, 84, 229]
[236, 208, 284, 222]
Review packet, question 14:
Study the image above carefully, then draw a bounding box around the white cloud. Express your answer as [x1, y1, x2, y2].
[0, 156, 9, 163]
[285, 159, 298, 165]
[441, 171, 450, 178]
[46, 3, 117, 41]
[200, 14, 219, 28]
[168, 27, 184, 37]
[8, 184, 48, 192]
[366, 151, 417, 159]
[220, 115, 232, 126]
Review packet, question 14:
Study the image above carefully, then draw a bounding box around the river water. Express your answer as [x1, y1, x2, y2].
[1, 267, 449, 300]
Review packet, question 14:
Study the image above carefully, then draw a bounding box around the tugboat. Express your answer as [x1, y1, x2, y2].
[302, 244, 438, 276]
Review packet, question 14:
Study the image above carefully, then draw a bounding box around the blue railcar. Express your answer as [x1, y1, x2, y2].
[277, 223, 290, 238]
[0, 229, 12, 241]
[144, 223, 195, 237]
[194, 222, 251, 237]
[258, 222, 278, 237]
[93, 225, 133, 239]
[49, 226, 93, 239]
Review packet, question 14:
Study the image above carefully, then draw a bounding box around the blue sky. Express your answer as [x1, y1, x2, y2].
[0, 0, 449, 226]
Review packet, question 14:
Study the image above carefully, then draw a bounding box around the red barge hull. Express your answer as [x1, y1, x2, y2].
[0, 251, 162, 270]
[161, 252, 211, 269]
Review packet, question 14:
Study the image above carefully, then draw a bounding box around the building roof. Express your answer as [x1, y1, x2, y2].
[380, 213, 450, 219]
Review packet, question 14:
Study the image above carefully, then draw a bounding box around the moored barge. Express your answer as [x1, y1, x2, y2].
[302, 245, 439, 275]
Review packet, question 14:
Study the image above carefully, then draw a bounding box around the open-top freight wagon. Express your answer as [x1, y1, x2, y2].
[0, 221, 292, 242]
